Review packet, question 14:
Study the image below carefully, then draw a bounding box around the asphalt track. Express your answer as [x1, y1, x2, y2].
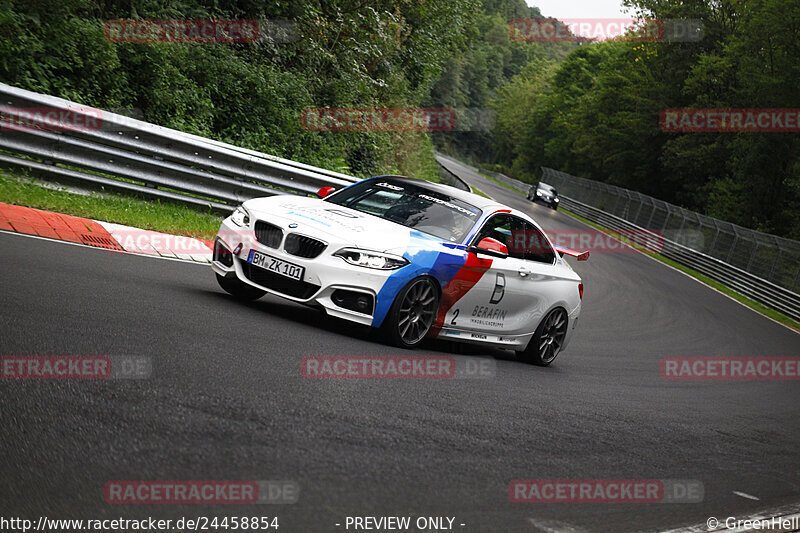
[1, 157, 799, 532]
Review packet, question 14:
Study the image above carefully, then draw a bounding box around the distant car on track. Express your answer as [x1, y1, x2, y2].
[528, 182, 560, 209]
[212, 176, 587, 365]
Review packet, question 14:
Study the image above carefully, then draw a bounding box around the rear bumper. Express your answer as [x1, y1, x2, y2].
[561, 301, 581, 351]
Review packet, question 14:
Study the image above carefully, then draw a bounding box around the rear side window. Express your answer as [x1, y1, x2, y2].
[473, 214, 521, 259]
[474, 215, 555, 263]
[510, 218, 556, 264]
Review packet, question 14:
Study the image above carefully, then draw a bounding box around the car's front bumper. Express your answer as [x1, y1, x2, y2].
[534, 196, 558, 207]
[211, 217, 396, 326]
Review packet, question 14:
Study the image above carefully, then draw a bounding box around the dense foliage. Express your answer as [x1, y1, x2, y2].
[1, 0, 796, 237]
[425, 1, 574, 159]
[0, 0, 482, 180]
[490, 0, 800, 238]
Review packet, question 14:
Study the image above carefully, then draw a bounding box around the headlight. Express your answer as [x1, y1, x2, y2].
[230, 206, 250, 227]
[334, 248, 409, 270]
[554, 198, 559, 202]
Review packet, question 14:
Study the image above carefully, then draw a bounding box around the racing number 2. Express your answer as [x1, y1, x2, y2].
[451, 309, 459, 325]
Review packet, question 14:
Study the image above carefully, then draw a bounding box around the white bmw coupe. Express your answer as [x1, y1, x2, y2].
[212, 176, 587, 365]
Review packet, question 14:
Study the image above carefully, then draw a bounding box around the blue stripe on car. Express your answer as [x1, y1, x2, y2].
[371, 232, 467, 328]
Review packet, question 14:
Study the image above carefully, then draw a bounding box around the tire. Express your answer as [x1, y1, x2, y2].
[552, 204, 558, 210]
[517, 307, 568, 366]
[216, 273, 266, 301]
[382, 277, 440, 348]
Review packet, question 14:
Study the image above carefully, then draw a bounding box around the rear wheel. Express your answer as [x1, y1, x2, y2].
[216, 273, 266, 301]
[382, 277, 439, 348]
[518, 307, 568, 366]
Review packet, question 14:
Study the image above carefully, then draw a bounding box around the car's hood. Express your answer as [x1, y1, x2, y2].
[243, 195, 443, 252]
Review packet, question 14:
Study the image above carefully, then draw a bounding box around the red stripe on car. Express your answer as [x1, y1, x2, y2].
[431, 252, 493, 333]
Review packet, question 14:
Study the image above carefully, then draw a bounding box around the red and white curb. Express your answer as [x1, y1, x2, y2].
[0, 202, 213, 263]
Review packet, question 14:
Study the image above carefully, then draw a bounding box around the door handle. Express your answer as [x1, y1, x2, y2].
[518, 267, 531, 277]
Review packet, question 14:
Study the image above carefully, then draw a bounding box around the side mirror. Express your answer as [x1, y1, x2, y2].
[470, 237, 509, 258]
[317, 186, 336, 199]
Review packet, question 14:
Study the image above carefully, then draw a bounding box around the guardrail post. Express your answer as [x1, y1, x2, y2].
[662, 204, 671, 231]
[621, 190, 632, 219]
[725, 221, 739, 263]
[632, 194, 645, 224]
[675, 208, 686, 244]
[610, 190, 622, 214]
[768, 245, 782, 282]
[746, 241, 760, 272]
[645, 200, 657, 230]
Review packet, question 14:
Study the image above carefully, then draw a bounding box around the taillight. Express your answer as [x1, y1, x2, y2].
[578, 283, 583, 300]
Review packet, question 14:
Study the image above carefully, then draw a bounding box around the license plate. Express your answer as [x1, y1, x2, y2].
[247, 250, 305, 281]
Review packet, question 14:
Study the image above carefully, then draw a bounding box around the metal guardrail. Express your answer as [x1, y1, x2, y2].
[0, 83, 358, 212]
[478, 168, 531, 195]
[2, 84, 796, 321]
[541, 168, 800, 323]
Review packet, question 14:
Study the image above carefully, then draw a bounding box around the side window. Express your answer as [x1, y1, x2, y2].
[510, 218, 556, 264]
[474, 214, 516, 257]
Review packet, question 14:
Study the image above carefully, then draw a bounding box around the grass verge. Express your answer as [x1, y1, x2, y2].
[0, 171, 223, 239]
[559, 206, 800, 332]
[471, 187, 491, 199]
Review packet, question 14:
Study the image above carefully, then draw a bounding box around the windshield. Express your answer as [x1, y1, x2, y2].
[325, 179, 482, 242]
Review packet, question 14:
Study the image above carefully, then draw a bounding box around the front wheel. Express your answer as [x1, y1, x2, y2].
[216, 273, 266, 301]
[517, 307, 568, 366]
[382, 277, 439, 348]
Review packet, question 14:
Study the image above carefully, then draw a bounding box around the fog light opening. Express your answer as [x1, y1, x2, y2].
[213, 238, 234, 267]
[331, 289, 374, 316]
